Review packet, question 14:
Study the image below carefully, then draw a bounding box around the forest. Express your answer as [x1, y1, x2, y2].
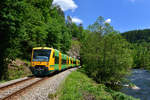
[122, 29, 150, 69]
[0, 0, 150, 94]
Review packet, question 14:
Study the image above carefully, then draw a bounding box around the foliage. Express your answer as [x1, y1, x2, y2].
[122, 29, 150, 69]
[80, 16, 133, 85]
[56, 70, 139, 100]
[0, 0, 24, 79]
[131, 43, 150, 69]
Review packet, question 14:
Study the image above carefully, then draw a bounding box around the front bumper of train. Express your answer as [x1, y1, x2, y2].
[30, 65, 50, 76]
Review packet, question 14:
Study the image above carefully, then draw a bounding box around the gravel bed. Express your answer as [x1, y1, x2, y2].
[0, 78, 41, 99]
[19, 67, 78, 100]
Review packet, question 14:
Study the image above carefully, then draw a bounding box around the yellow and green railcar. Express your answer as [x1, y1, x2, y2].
[76, 59, 80, 66]
[30, 47, 80, 76]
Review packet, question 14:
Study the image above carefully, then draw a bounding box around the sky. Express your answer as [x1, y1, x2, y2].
[53, 0, 150, 32]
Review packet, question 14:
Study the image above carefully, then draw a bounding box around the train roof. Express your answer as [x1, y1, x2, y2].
[33, 47, 79, 61]
[33, 47, 53, 50]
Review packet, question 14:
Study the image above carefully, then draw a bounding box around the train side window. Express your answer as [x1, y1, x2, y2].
[55, 56, 59, 64]
[62, 59, 66, 64]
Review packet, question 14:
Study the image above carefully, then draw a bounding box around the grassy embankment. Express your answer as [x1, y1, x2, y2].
[0, 59, 32, 83]
[49, 70, 139, 100]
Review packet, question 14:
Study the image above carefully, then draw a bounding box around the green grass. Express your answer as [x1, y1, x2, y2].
[51, 70, 139, 100]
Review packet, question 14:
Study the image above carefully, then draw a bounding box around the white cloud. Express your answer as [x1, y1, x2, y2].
[105, 19, 111, 24]
[53, 0, 78, 11]
[72, 17, 83, 24]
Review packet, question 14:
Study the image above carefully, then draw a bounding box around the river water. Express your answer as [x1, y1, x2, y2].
[121, 69, 150, 100]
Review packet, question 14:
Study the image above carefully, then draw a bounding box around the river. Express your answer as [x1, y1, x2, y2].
[121, 69, 150, 100]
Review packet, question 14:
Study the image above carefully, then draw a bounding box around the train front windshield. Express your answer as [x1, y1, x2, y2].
[32, 49, 51, 62]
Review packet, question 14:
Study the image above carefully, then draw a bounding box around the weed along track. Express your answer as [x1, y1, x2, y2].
[0, 77, 49, 100]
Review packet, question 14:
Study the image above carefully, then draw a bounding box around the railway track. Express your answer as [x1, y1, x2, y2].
[0, 76, 48, 100]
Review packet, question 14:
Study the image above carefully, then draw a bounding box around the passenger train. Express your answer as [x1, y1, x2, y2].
[30, 47, 80, 76]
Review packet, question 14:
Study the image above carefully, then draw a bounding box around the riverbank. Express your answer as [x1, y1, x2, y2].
[49, 70, 139, 100]
[122, 69, 150, 100]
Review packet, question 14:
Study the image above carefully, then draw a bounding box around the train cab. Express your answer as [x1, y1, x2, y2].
[30, 47, 54, 76]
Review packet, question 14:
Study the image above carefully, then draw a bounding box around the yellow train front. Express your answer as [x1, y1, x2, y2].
[30, 47, 80, 76]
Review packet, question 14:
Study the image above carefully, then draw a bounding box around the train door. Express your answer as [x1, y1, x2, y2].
[59, 52, 62, 70]
[66, 56, 68, 68]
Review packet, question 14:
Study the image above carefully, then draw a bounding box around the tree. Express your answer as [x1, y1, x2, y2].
[80, 16, 133, 85]
[0, 0, 27, 79]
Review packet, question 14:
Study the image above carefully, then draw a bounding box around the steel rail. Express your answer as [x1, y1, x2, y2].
[0, 76, 34, 90]
[1, 77, 48, 100]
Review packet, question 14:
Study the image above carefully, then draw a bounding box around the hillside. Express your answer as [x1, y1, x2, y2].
[122, 29, 150, 43]
[122, 29, 150, 69]
[0, 59, 31, 83]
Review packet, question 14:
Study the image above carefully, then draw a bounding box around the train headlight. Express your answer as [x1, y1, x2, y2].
[32, 62, 34, 66]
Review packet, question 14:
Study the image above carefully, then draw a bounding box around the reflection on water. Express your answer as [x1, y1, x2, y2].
[121, 69, 150, 100]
